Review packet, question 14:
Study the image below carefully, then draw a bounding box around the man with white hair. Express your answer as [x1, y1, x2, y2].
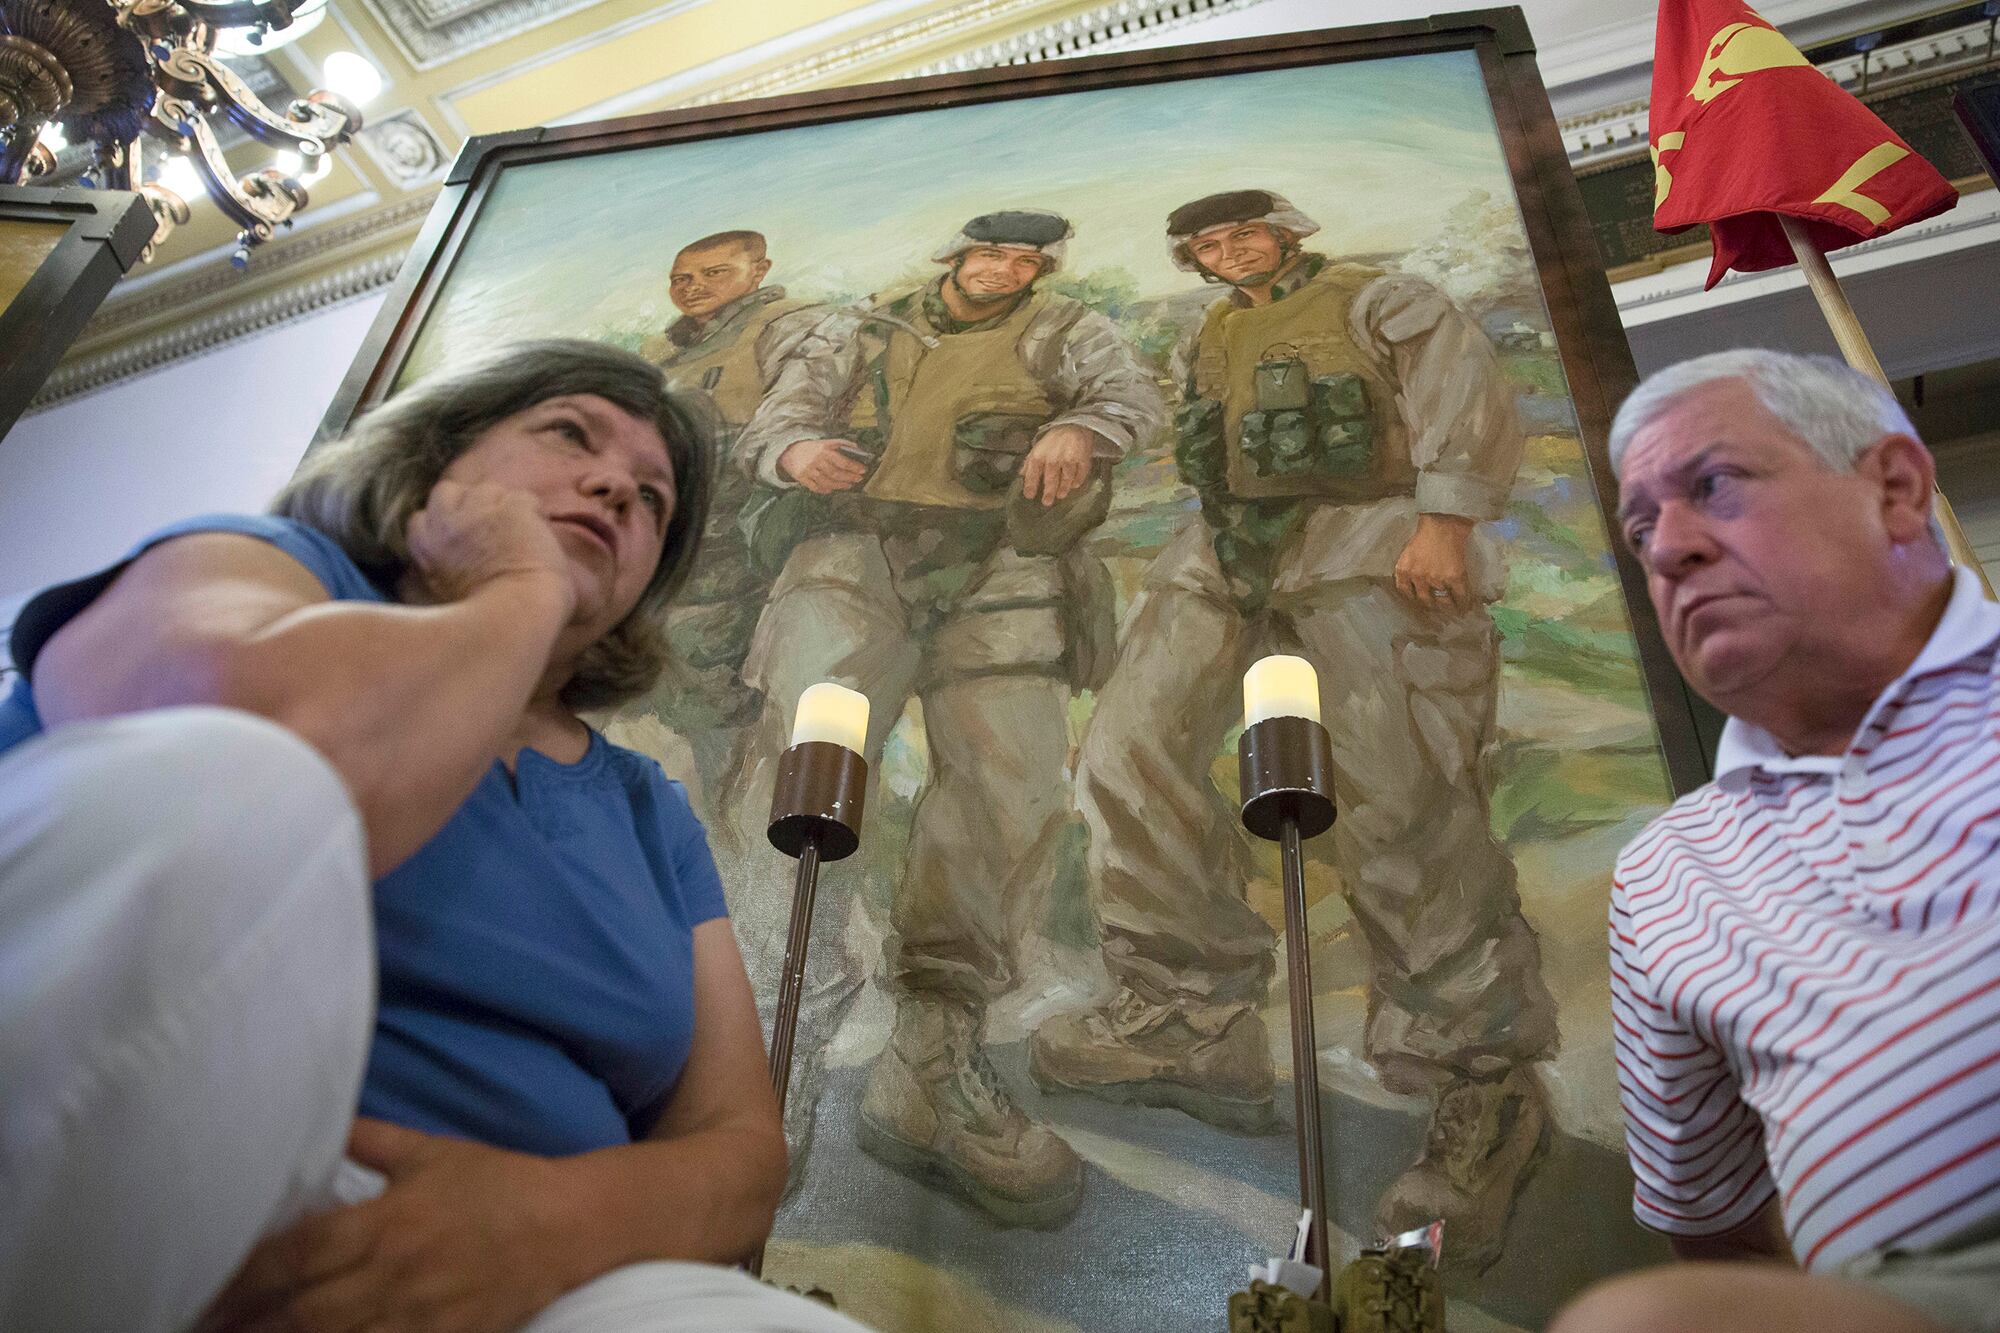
[1030, 187, 1552, 1272]
[727, 210, 1163, 1228]
[1551, 348, 2000, 1333]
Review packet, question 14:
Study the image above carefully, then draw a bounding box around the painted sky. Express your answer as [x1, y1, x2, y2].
[404, 50, 1526, 375]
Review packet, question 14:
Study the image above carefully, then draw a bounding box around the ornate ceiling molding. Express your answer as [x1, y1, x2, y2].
[32, 248, 405, 405]
[31, 192, 437, 408]
[1614, 187, 2000, 318]
[1563, 13, 2000, 171]
[900, 0, 1266, 77]
[560, 0, 1264, 122]
[356, 0, 637, 70]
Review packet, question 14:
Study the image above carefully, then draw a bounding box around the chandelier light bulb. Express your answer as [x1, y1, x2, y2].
[0, 0, 360, 260]
[212, 0, 329, 56]
[156, 154, 204, 203]
[321, 52, 383, 106]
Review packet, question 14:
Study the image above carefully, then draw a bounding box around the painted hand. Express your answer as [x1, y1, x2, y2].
[1020, 424, 1098, 506]
[200, 1118, 578, 1333]
[777, 438, 870, 494]
[1393, 512, 1476, 612]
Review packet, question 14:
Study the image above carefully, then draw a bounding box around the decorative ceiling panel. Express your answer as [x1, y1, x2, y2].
[355, 0, 641, 69]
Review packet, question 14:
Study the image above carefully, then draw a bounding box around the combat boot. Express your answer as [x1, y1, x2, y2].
[1027, 988, 1277, 1133]
[858, 995, 1083, 1228]
[1372, 1065, 1550, 1274]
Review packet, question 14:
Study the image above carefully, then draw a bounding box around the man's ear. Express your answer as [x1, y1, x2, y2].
[752, 258, 773, 284]
[1861, 433, 1940, 545]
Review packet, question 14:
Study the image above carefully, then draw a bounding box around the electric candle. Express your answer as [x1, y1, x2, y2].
[1243, 655, 1321, 727]
[790, 683, 870, 754]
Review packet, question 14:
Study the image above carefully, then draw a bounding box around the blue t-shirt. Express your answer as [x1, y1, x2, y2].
[1, 514, 729, 1155]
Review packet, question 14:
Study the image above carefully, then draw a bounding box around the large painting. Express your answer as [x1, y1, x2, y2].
[324, 14, 1709, 1331]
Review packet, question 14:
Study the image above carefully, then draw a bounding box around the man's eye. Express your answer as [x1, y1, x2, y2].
[1694, 470, 1735, 500]
[639, 485, 666, 515]
[1625, 523, 1652, 551]
[552, 420, 588, 444]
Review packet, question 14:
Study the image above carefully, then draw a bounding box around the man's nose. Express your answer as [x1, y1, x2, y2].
[1645, 502, 1715, 576]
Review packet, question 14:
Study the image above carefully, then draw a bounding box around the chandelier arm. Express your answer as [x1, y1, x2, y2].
[4, 0, 357, 260]
[155, 46, 355, 159]
[157, 97, 285, 234]
[0, 126, 37, 183]
[179, 0, 297, 36]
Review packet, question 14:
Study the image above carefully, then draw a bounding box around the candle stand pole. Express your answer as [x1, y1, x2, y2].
[1238, 714, 1337, 1296]
[749, 738, 867, 1278]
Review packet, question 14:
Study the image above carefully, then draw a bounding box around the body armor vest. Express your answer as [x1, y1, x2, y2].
[655, 292, 811, 430]
[1192, 262, 1414, 503]
[848, 290, 1056, 511]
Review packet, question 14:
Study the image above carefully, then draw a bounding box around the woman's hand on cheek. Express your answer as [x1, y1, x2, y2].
[406, 480, 576, 611]
[201, 1118, 579, 1333]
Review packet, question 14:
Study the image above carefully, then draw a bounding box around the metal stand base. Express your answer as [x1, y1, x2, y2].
[1238, 715, 1338, 1296]
[749, 740, 867, 1280]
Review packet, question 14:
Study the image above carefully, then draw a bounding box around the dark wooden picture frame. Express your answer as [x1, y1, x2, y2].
[0, 185, 154, 444]
[321, 5, 1708, 795]
[1956, 81, 2000, 190]
[317, 13, 1710, 1325]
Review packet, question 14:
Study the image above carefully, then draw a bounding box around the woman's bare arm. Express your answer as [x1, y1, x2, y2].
[33, 486, 575, 876]
[545, 918, 788, 1274]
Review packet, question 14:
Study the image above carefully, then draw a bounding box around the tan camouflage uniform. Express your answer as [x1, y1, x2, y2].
[628, 287, 823, 787]
[1073, 257, 1557, 1081]
[730, 269, 1162, 1226]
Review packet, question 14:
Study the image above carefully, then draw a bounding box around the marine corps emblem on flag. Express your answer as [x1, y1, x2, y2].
[1649, 0, 1959, 287]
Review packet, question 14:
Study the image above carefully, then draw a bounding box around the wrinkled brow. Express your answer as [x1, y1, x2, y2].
[1617, 443, 1728, 523]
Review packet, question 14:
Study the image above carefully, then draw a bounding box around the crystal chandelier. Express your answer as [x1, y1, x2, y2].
[0, 0, 362, 262]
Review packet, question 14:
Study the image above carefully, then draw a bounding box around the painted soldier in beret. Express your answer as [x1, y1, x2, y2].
[728, 210, 1164, 1227]
[1031, 189, 1556, 1271]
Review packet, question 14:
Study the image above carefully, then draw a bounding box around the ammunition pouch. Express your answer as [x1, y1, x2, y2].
[740, 483, 821, 581]
[947, 411, 1112, 556]
[951, 411, 1039, 495]
[1241, 352, 1375, 485]
[1174, 397, 1229, 493]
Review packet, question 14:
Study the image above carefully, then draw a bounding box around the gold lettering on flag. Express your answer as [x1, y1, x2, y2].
[1651, 132, 1688, 209]
[1689, 21, 1812, 104]
[1812, 143, 1910, 225]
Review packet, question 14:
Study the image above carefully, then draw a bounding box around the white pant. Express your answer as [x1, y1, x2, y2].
[0, 708, 871, 1333]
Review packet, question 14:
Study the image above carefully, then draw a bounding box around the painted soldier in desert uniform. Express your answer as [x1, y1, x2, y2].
[730, 210, 1164, 1227]
[628, 230, 823, 797]
[1029, 190, 1558, 1270]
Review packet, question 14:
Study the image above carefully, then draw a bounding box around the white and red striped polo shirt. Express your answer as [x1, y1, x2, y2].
[1612, 566, 2000, 1271]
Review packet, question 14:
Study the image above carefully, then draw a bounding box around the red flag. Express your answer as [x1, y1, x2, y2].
[1649, 0, 1959, 288]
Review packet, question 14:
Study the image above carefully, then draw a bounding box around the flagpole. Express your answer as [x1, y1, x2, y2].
[1779, 216, 1994, 597]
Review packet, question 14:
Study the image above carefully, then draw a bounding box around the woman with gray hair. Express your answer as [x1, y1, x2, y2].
[0, 340, 870, 1332]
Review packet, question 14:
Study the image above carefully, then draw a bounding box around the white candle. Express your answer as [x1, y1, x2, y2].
[1243, 655, 1321, 726]
[791, 682, 870, 754]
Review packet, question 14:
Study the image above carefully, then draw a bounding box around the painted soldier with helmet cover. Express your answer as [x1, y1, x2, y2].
[727, 209, 1164, 1227]
[1030, 188, 1557, 1271]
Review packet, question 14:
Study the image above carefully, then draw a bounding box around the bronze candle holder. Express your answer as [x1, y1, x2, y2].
[765, 739, 868, 1110]
[750, 738, 866, 1281]
[1238, 713, 1337, 1295]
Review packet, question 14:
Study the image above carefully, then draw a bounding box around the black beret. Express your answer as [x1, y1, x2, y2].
[960, 210, 1072, 246]
[1167, 189, 1281, 237]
